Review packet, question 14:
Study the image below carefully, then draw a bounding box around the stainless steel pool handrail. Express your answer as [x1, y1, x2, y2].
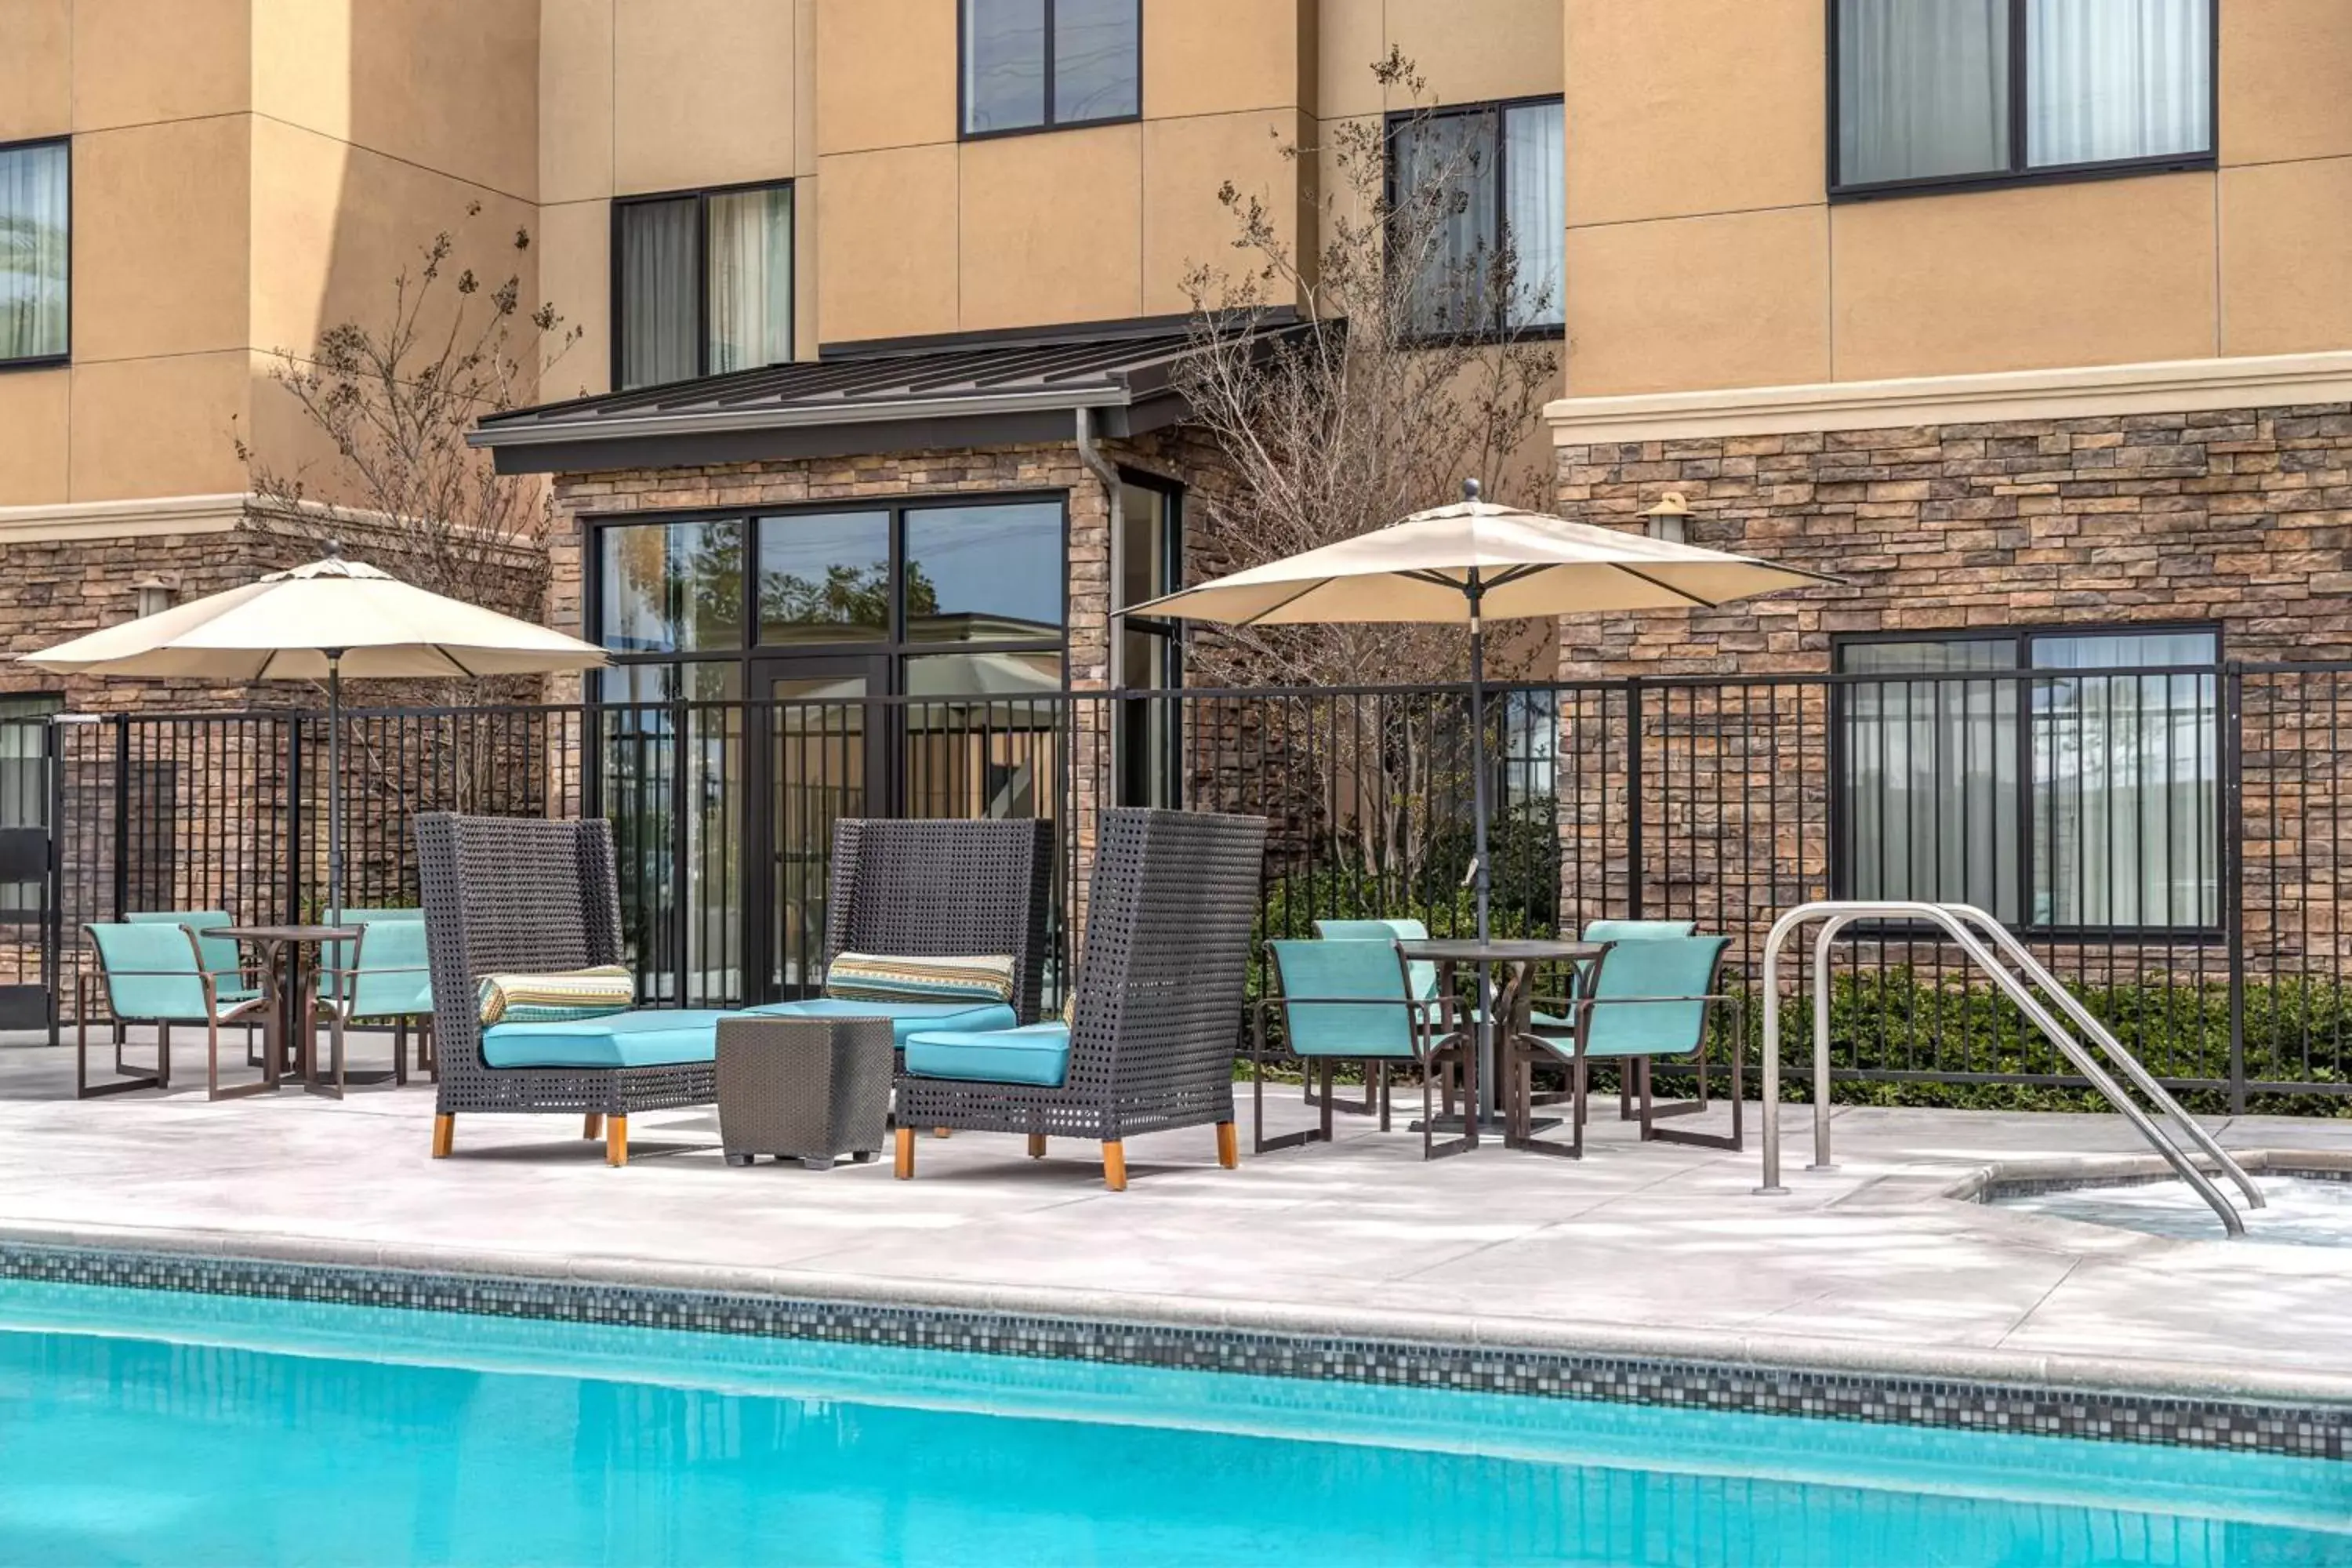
[1755, 900, 2258, 1238]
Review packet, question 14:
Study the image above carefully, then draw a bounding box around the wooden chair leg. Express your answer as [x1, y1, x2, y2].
[894, 1126, 916, 1179]
[583, 1112, 603, 1140]
[1027, 1134, 1047, 1159]
[604, 1114, 629, 1167]
[932, 1127, 951, 1138]
[1102, 1140, 1127, 1191]
[431, 1113, 455, 1158]
[1214, 1120, 1238, 1169]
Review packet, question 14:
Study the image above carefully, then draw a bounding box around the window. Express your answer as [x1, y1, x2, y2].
[593, 499, 1068, 698]
[0, 139, 69, 366]
[1833, 0, 2213, 195]
[614, 181, 793, 390]
[1388, 100, 1565, 340]
[1114, 476, 1181, 806]
[962, 0, 1140, 137]
[1835, 627, 2220, 934]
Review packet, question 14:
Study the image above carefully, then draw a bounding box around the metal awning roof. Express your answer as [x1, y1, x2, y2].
[471, 319, 1305, 474]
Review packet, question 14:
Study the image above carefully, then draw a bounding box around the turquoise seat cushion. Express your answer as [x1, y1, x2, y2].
[902, 1022, 1071, 1087]
[480, 1008, 730, 1069]
[742, 996, 1018, 1044]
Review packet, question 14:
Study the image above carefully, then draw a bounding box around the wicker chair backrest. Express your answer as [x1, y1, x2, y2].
[823, 818, 1053, 1022]
[1065, 808, 1266, 1102]
[416, 813, 623, 1078]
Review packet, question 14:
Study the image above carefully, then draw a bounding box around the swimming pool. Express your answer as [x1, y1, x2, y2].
[0, 1280, 2344, 1566]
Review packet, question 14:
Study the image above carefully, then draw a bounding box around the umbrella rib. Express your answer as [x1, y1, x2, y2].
[1236, 579, 1338, 628]
[439, 646, 482, 680]
[1610, 564, 1727, 611]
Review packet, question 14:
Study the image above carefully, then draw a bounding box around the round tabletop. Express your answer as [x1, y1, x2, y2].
[202, 924, 364, 943]
[1396, 938, 1607, 963]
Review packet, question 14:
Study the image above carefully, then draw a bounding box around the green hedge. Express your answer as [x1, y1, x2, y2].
[1248, 869, 2352, 1118]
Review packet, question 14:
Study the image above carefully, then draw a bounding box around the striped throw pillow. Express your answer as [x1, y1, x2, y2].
[477, 964, 635, 1025]
[825, 953, 1015, 1007]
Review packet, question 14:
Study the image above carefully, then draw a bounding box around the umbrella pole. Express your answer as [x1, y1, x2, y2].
[327, 652, 343, 927]
[1466, 571, 1496, 1127]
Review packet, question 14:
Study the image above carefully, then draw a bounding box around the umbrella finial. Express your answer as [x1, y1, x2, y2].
[1461, 477, 1482, 505]
[325, 538, 343, 558]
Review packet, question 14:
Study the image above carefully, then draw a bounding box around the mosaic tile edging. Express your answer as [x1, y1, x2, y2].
[0, 1240, 2343, 1462]
[1983, 1164, 2352, 1202]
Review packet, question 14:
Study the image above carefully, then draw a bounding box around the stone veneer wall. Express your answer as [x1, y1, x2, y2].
[1548, 401, 2352, 1000]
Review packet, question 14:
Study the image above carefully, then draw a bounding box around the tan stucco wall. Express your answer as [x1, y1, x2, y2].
[1559, 0, 2352, 397]
[2, 0, 541, 516]
[815, 0, 1323, 343]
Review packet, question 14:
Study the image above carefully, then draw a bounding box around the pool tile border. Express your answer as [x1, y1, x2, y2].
[0, 1240, 2342, 1461]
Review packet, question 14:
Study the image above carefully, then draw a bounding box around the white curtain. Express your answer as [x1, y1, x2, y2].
[1393, 112, 1496, 336]
[0, 142, 67, 361]
[619, 197, 698, 390]
[1837, 0, 2009, 185]
[1503, 103, 1564, 330]
[706, 186, 793, 376]
[2030, 632, 2217, 930]
[1843, 639, 2021, 922]
[2028, 0, 2210, 168]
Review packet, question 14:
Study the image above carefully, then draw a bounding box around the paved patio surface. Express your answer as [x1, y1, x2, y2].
[4, 1029, 2350, 1404]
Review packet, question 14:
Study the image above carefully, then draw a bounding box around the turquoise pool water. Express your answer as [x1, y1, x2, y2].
[0, 1281, 2345, 1567]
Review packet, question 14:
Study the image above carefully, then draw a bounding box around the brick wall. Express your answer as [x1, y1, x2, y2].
[1553, 403, 2352, 673]
[1549, 400, 2352, 1012]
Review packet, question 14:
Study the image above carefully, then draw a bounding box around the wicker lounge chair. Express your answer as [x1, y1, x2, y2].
[742, 817, 1053, 1047]
[417, 813, 717, 1167]
[894, 807, 1267, 1190]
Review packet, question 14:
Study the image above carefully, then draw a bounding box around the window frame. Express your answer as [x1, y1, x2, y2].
[958, 0, 1145, 143]
[608, 177, 795, 391]
[0, 135, 71, 372]
[1825, 0, 2220, 202]
[583, 492, 1073, 699]
[1381, 95, 1568, 348]
[1828, 621, 2225, 941]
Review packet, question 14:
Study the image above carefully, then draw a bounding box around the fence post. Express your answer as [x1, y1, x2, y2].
[285, 715, 304, 926]
[43, 716, 61, 1048]
[2223, 662, 2246, 1117]
[109, 715, 129, 921]
[670, 693, 691, 1007]
[1624, 677, 1645, 920]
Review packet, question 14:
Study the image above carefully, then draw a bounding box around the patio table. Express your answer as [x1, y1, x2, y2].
[1399, 938, 1608, 1143]
[205, 924, 361, 1100]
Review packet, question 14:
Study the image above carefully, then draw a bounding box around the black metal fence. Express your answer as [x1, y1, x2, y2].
[24, 660, 2352, 1110]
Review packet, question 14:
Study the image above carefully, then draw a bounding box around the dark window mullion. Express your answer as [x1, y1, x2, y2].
[2009, 0, 2031, 176]
[1041, 0, 1056, 128]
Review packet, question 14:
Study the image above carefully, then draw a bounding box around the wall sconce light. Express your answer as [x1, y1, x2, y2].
[134, 577, 175, 619]
[1644, 492, 1691, 545]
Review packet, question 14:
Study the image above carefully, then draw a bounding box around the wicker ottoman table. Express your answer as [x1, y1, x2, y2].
[715, 1015, 894, 1170]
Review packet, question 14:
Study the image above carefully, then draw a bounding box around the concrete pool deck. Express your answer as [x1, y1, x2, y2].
[4, 1031, 2350, 1410]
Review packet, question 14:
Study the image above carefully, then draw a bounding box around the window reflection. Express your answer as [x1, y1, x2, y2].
[903, 503, 1064, 643]
[758, 512, 890, 644]
[599, 521, 744, 655]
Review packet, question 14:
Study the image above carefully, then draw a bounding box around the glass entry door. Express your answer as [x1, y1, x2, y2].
[751, 655, 888, 1000]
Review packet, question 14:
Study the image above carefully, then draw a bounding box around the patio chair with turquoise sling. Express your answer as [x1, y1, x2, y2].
[1504, 933, 1742, 1159]
[80, 921, 271, 1101]
[318, 916, 437, 1087]
[1308, 918, 1445, 1119]
[1256, 938, 1472, 1160]
[1527, 919, 1697, 1119]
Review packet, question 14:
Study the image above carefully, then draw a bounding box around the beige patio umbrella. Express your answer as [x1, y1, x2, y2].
[1125, 481, 1837, 1118]
[22, 551, 608, 920]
